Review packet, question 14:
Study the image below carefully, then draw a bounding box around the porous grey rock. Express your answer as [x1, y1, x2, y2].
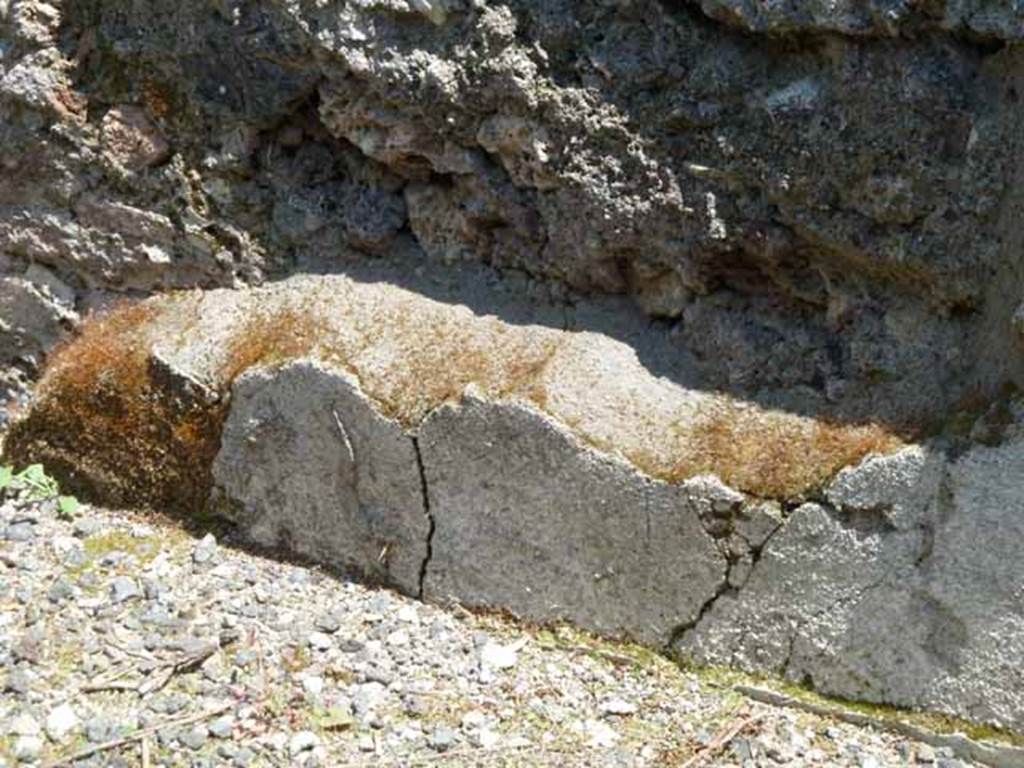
[99, 105, 171, 171]
[827, 446, 944, 530]
[0, 275, 75, 371]
[679, 434, 1024, 731]
[693, 0, 1024, 39]
[419, 393, 727, 646]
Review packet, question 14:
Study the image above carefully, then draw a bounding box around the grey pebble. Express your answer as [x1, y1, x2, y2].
[193, 533, 218, 564]
[156, 726, 179, 747]
[98, 550, 130, 568]
[4, 670, 31, 696]
[46, 577, 74, 603]
[142, 578, 165, 600]
[209, 715, 234, 739]
[339, 638, 364, 653]
[315, 613, 341, 634]
[429, 725, 457, 752]
[180, 725, 208, 750]
[85, 718, 116, 743]
[109, 576, 141, 603]
[13, 735, 44, 762]
[72, 519, 103, 538]
[149, 693, 189, 715]
[5, 522, 35, 542]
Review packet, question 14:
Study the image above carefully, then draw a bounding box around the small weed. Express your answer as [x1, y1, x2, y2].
[311, 705, 356, 733]
[280, 645, 311, 674]
[0, 462, 80, 520]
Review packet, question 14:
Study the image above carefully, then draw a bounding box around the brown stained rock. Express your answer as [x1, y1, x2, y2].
[4, 275, 903, 510]
[100, 106, 171, 170]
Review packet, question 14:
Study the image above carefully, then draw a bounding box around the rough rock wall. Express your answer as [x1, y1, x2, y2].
[3, 0, 1024, 430]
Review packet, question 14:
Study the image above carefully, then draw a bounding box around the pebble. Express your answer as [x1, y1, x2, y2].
[5, 522, 35, 542]
[209, 715, 234, 739]
[10, 713, 41, 736]
[578, 718, 620, 748]
[599, 697, 638, 716]
[3, 673, 30, 697]
[315, 613, 341, 634]
[13, 735, 44, 762]
[45, 703, 79, 743]
[46, 577, 74, 603]
[72, 518, 102, 538]
[301, 675, 325, 696]
[307, 631, 333, 650]
[480, 641, 518, 670]
[193, 533, 218, 564]
[472, 727, 501, 749]
[918, 744, 937, 763]
[428, 725, 457, 752]
[181, 725, 209, 750]
[289, 731, 319, 756]
[386, 628, 410, 646]
[109, 576, 142, 603]
[85, 718, 116, 743]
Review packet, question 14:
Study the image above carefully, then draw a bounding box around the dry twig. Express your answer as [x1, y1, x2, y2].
[735, 685, 1024, 768]
[679, 709, 764, 768]
[42, 703, 232, 768]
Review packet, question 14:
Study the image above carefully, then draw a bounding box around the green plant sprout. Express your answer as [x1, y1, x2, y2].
[0, 463, 80, 520]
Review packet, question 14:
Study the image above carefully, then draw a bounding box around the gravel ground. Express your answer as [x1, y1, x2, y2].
[0, 493, 980, 767]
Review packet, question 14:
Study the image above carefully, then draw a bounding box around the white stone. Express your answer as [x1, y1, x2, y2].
[288, 731, 319, 755]
[480, 642, 518, 670]
[301, 676, 325, 696]
[13, 735, 44, 762]
[386, 628, 410, 646]
[45, 704, 78, 743]
[396, 604, 419, 623]
[307, 631, 332, 651]
[599, 698, 637, 716]
[10, 714, 41, 737]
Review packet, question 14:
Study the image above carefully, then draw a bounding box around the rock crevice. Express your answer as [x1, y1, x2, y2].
[412, 434, 435, 601]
